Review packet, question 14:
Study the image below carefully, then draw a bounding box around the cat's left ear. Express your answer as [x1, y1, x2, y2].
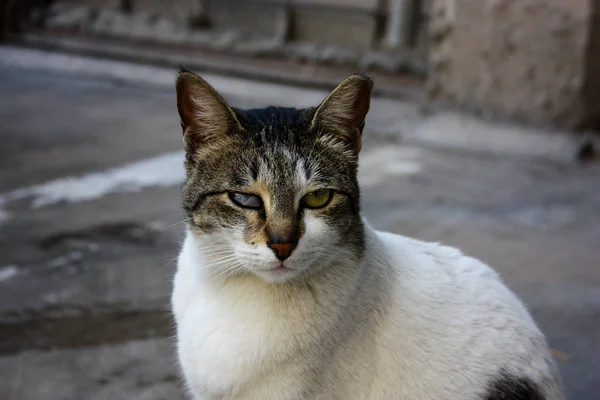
[311, 74, 373, 153]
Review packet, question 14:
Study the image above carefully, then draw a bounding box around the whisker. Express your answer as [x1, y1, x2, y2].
[208, 257, 243, 266]
[161, 217, 192, 231]
[200, 249, 234, 257]
[161, 256, 180, 269]
[208, 263, 244, 283]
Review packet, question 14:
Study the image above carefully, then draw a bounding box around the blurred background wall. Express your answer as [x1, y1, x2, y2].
[2, 0, 599, 131]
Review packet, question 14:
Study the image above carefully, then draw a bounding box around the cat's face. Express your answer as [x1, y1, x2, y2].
[176, 70, 373, 283]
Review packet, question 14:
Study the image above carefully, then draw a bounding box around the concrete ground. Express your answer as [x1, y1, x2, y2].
[0, 47, 598, 400]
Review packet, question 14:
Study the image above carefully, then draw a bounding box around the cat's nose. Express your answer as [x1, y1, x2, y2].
[267, 239, 297, 260]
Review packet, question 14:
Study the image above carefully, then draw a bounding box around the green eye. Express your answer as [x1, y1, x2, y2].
[229, 192, 262, 209]
[302, 189, 333, 209]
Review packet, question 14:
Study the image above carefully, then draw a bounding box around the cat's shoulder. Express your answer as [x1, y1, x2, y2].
[374, 230, 500, 282]
[372, 229, 532, 319]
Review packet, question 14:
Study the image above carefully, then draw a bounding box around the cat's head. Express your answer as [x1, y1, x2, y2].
[176, 69, 373, 283]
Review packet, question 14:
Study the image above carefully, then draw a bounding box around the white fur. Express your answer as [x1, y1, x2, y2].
[172, 221, 564, 399]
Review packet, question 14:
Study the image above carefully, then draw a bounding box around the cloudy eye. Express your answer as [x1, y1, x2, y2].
[229, 192, 262, 209]
[301, 189, 333, 209]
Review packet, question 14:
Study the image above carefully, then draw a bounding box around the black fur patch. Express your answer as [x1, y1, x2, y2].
[483, 372, 545, 400]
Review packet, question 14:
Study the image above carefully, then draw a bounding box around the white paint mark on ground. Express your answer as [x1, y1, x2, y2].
[0, 151, 185, 221]
[42, 289, 74, 304]
[48, 251, 84, 269]
[0, 265, 18, 282]
[0, 209, 10, 223]
[359, 146, 422, 186]
[0, 146, 419, 220]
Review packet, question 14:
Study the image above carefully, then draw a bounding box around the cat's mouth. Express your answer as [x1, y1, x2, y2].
[262, 261, 292, 273]
[272, 262, 289, 270]
[252, 260, 301, 283]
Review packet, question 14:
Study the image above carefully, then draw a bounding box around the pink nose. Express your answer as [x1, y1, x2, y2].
[267, 242, 295, 260]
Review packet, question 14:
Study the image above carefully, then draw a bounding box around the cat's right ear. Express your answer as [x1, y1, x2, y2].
[176, 69, 244, 152]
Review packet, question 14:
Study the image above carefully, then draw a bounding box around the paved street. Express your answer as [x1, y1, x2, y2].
[0, 47, 599, 400]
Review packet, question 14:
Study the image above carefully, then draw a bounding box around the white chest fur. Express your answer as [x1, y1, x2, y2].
[172, 234, 333, 398]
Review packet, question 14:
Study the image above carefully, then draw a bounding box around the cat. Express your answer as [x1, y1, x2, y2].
[171, 68, 565, 400]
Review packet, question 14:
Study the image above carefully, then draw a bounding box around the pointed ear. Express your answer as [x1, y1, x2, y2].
[311, 74, 373, 153]
[176, 69, 243, 152]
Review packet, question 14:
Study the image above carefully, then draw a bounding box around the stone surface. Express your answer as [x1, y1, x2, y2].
[207, 0, 286, 38]
[78, 0, 122, 9]
[292, 5, 378, 49]
[293, 0, 380, 11]
[41, 0, 406, 66]
[428, 0, 600, 129]
[583, 1, 600, 129]
[132, 0, 201, 22]
[0, 47, 599, 399]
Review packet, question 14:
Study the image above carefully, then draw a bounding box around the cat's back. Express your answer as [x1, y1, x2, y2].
[371, 229, 564, 399]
